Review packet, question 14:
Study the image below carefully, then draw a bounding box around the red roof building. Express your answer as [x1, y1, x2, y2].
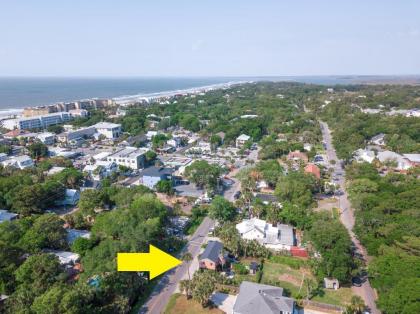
[304, 163, 321, 179]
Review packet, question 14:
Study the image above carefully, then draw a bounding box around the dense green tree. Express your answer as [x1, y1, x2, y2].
[208, 196, 236, 222]
[19, 214, 67, 253]
[184, 160, 222, 191]
[27, 142, 49, 159]
[155, 179, 174, 195]
[275, 171, 317, 208]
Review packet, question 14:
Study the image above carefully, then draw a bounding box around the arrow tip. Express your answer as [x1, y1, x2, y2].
[148, 245, 182, 279]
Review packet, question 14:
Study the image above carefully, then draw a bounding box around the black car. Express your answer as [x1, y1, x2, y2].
[233, 191, 242, 200]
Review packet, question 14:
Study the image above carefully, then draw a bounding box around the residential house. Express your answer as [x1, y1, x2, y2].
[106, 147, 147, 170]
[1, 155, 34, 169]
[167, 137, 182, 148]
[377, 150, 411, 170]
[236, 134, 251, 148]
[353, 149, 376, 164]
[2, 129, 29, 139]
[403, 154, 420, 167]
[57, 126, 96, 144]
[93, 122, 122, 139]
[199, 240, 225, 271]
[84, 161, 118, 181]
[36, 132, 56, 145]
[0, 153, 8, 162]
[236, 218, 295, 251]
[57, 189, 80, 206]
[0, 209, 18, 223]
[305, 163, 321, 179]
[233, 281, 296, 314]
[50, 250, 80, 266]
[139, 166, 174, 189]
[287, 150, 309, 163]
[66, 229, 91, 245]
[369, 133, 386, 146]
[254, 193, 281, 207]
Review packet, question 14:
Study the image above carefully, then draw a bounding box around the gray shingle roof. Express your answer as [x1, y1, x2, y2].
[233, 281, 295, 314]
[140, 166, 174, 178]
[199, 240, 223, 263]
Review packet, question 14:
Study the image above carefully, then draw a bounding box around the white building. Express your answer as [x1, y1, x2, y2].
[369, 133, 386, 146]
[57, 126, 96, 143]
[36, 132, 56, 145]
[236, 218, 295, 251]
[1, 155, 34, 169]
[167, 137, 182, 148]
[236, 134, 251, 148]
[50, 251, 80, 265]
[69, 109, 89, 118]
[2, 112, 72, 130]
[377, 150, 411, 170]
[84, 161, 118, 181]
[353, 149, 376, 164]
[106, 147, 147, 170]
[146, 130, 159, 140]
[93, 122, 122, 139]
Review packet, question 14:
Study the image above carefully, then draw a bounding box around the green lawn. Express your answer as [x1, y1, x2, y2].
[312, 287, 354, 306]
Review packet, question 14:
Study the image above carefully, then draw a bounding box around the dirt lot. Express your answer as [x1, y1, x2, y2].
[164, 294, 223, 314]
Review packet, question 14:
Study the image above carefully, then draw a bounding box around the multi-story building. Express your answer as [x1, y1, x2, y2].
[2, 112, 72, 130]
[57, 126, 96, 143]
[93, 122, 122, 139]
[107, 147, 147, 170]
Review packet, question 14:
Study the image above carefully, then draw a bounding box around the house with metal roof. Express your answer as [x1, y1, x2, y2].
[0, 210, 18, 223]
[139, 166, 174, 189]
[236, 218, 295, 251]
[233, 281, 296, 314]
[199, 240, 225, 271]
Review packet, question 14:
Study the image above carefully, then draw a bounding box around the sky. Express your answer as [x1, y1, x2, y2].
[0, 0, 419, 77]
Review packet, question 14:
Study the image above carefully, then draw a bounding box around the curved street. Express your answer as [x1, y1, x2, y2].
[320, 121, 380, 314]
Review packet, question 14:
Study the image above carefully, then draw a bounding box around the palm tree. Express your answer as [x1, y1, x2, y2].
[345, 295, 365, 314]
[179, 279, 192, 299]
[182, 252, 193, 281]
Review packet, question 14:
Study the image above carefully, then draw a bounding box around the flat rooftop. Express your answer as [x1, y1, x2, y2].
[108, 147, 148, 159]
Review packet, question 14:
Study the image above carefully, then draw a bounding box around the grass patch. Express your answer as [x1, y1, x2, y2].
[312, 287, 354, 307]
[164, 294, 223, 314]
[269, 255, 306, 269]
[185, 216, 204, 235]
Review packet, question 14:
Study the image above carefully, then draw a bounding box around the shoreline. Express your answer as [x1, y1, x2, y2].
[0, 80, 250, 119]
[113, 80, 249, 104]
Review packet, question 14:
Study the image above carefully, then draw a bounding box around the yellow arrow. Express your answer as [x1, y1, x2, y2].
[117, 245, 182, 279]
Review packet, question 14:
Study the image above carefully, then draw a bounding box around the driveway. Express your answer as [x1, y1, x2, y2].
[210, 292, 237, 313]
[320, 121, 380, 314]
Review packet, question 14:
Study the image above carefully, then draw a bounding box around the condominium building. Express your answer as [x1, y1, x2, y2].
[2, 112, 72, 130]
[107, 147, 148, 169]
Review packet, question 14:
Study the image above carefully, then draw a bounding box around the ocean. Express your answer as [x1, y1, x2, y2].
[0, 76, 418, 112]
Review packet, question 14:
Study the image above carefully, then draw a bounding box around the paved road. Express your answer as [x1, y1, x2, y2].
[139, 217, 214, 314]
[320, 121, 380, 314]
